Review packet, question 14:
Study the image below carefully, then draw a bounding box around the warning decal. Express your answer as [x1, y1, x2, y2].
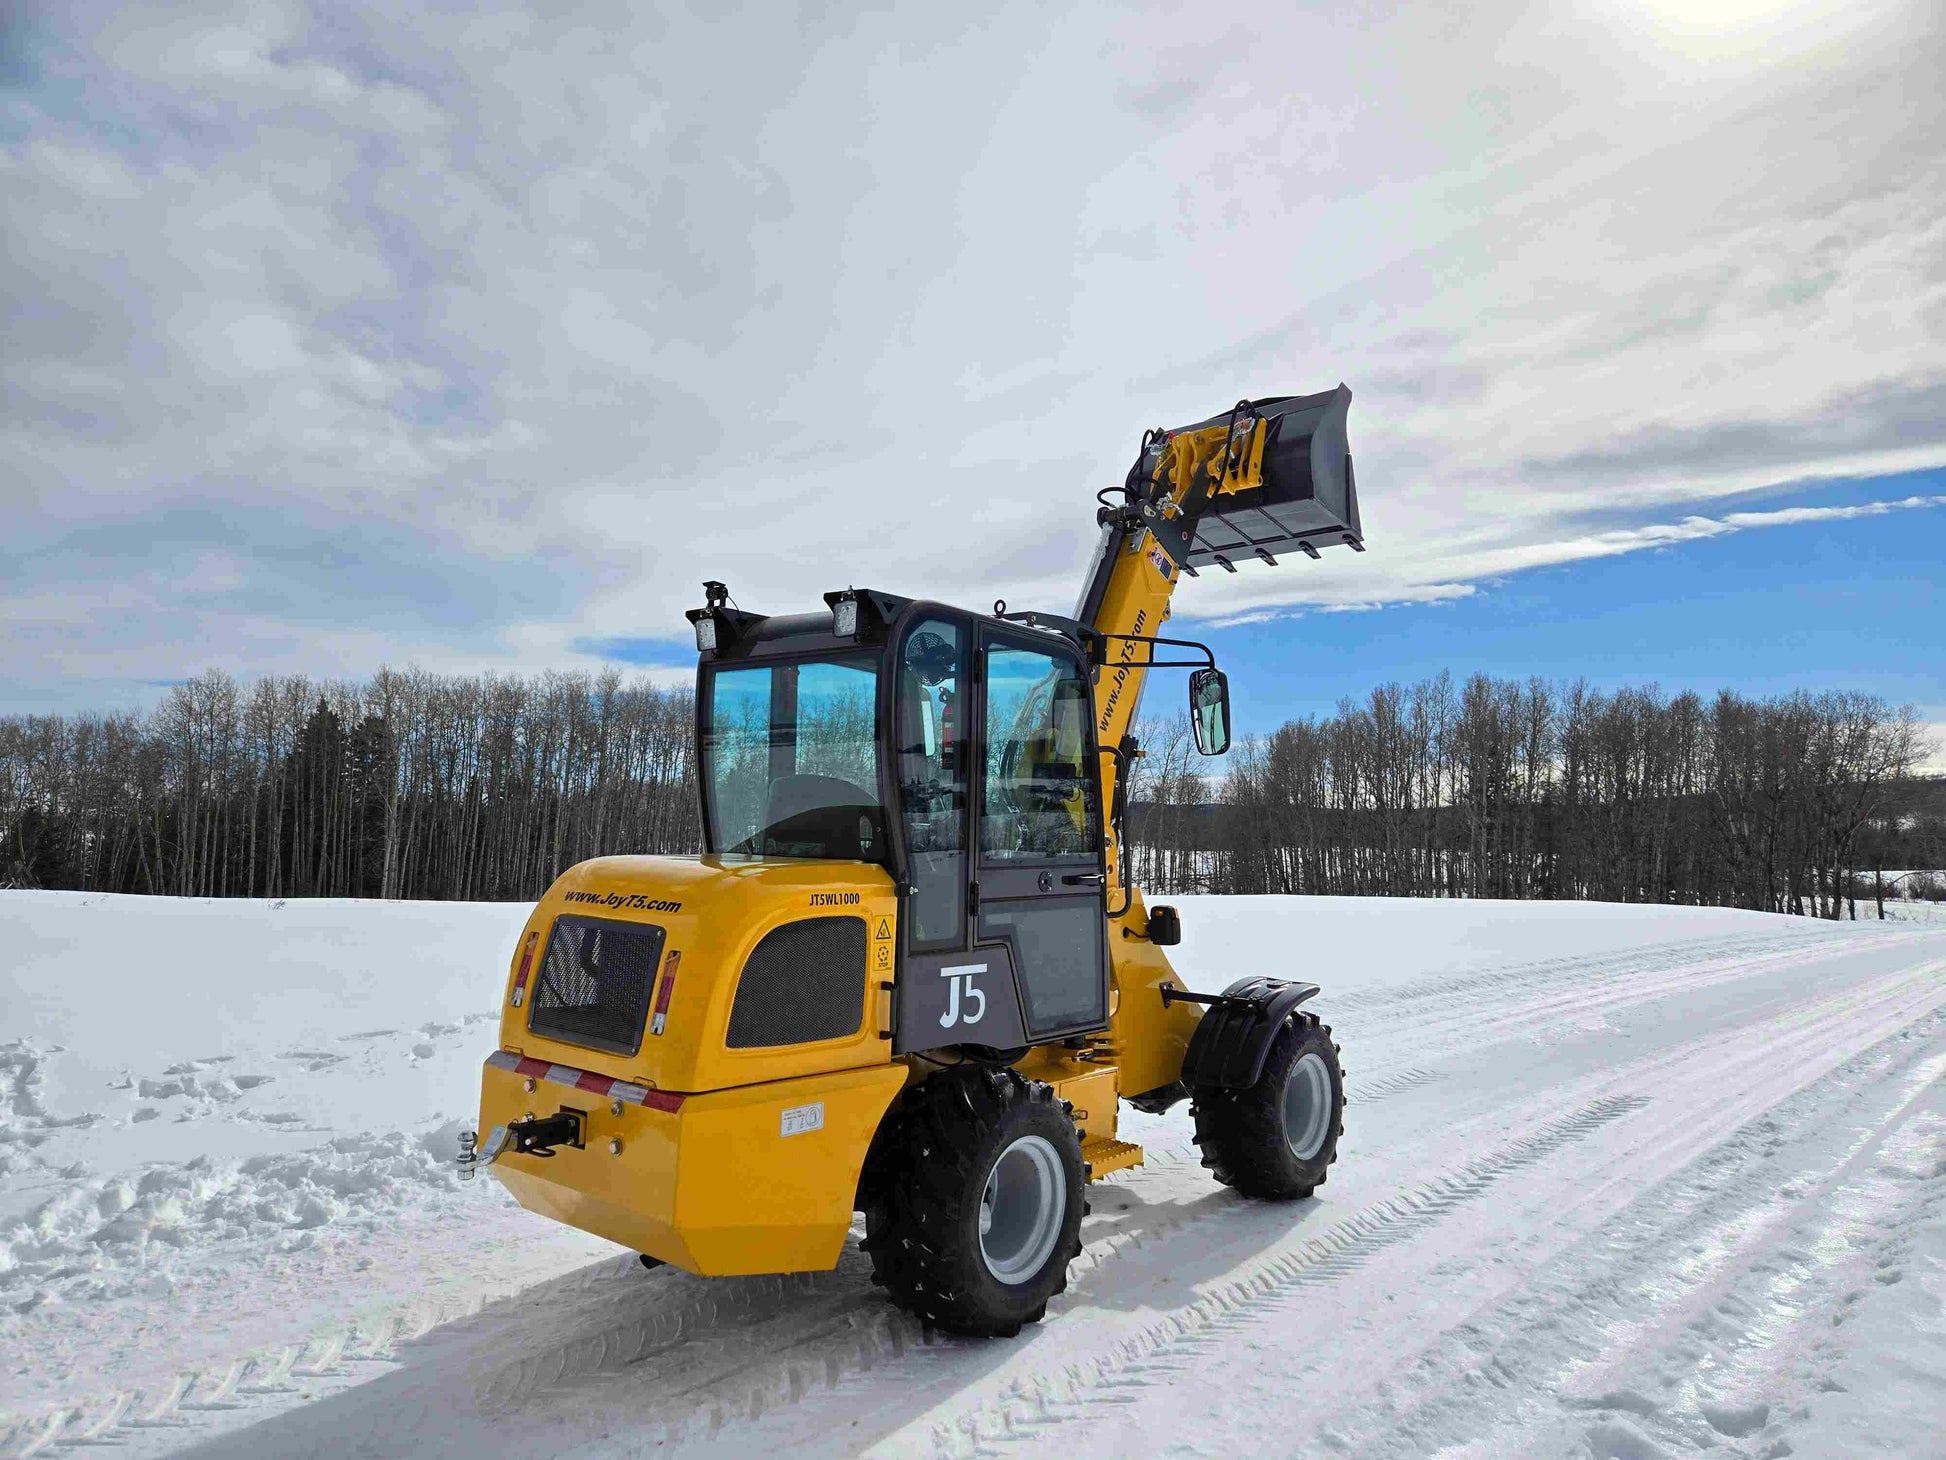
[874, 916, 893, 940]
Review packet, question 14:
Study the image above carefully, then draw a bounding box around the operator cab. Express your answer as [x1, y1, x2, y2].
[688, 584, 1224, 1058]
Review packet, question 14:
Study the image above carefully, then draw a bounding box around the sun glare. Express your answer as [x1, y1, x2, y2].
[1632, 0, 1824, 28]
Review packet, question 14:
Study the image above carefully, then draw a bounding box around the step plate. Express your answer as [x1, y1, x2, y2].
[1080, 1137, 1144, 1180]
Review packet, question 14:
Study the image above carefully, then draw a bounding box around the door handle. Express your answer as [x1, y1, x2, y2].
[1062, 873, 1105, 886]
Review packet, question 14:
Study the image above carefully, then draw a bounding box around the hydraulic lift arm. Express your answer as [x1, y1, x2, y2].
[1068, 385, 1364, 902]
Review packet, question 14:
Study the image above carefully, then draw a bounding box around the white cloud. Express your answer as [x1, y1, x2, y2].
[1, 0, 1943, 709]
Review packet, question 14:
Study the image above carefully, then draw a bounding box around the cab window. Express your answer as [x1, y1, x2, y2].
[894, 619, 966, 944]
[703, 656, 883, 860]
[981, 643, 1099, 864]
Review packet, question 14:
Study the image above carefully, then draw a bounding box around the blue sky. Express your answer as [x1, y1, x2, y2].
[1206, 465, 1945, 746]
[1, 0, 1941, 761]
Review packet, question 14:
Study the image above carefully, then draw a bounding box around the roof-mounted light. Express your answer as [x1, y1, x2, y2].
[686, 580, 760, 660]
[822, 588, 903, 643]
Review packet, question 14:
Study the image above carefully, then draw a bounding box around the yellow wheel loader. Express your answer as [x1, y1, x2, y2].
[463, 388, 1365, 1336]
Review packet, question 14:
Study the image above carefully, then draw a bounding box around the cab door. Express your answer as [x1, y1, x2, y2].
[891, 613, 1019, 1050]
[972, 630, 1109, 1040]
[889, 618, 1109, 1054]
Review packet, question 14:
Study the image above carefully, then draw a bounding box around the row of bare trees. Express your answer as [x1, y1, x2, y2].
[0, 669, 697, 900]
[1126, 675, 1938, 916]
[3, 668, 1934, 917]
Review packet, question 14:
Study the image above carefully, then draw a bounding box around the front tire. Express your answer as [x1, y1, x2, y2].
[1191, 1012, 1344, 1199]
[861, 1067, 1085, 1337]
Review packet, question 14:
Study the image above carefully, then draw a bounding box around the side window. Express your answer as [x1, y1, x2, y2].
[895, 620, 965, 944]
[982, 644, 1099, 864]
[706, 669, 772, 852]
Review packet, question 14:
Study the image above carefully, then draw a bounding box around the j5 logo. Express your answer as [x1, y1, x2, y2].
[939, 963, 987, 1028]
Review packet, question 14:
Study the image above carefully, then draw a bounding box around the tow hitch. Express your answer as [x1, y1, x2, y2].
[458, 1109, 583, 1178]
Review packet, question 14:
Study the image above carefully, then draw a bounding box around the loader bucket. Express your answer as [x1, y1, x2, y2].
[1175, 384, 1361, 569]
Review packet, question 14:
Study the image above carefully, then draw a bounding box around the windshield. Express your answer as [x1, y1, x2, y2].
[703, 655, 884, 860]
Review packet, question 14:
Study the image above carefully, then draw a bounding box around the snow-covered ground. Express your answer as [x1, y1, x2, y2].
[3, 890, 1943, 1459]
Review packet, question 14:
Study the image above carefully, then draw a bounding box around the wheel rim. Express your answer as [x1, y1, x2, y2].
[978, 1134, 1066, 1284]
[1283, 1051, 1333, 1161]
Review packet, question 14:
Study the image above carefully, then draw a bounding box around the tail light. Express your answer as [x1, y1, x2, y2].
[510, 929, 539, 1008]
[650, 949, 681, 1035]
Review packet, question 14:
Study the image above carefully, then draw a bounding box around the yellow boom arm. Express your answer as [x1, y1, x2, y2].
[1074, 386, 1362, 904]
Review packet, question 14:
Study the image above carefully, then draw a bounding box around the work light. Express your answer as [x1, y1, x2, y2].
[693, 615, 718, 653]
[831, 595, 858, 638]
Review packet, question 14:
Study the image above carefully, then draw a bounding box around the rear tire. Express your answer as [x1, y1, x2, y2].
[1191, 1013, 1344, 1200]
[860, 1066, 1084, 1337]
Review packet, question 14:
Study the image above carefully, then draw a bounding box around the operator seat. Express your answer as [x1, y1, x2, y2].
[762, 773, 881, 860]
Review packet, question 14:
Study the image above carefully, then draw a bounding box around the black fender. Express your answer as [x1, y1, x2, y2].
[1177, 976, 1321, 1090]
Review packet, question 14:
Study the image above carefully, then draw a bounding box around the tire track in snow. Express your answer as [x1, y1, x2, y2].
[1347, 1066, 1440, 1104]
[1324, 1007, 1946, 1460]
[1323, 928, 1870, 1018]
[973, 958, 1946, 1460]
[904, 1095, 1655, 1458]
[0, 1260, 606, 1457]
[509, 1094, 1648, 1457]
[1344, 926, 1926, 1064]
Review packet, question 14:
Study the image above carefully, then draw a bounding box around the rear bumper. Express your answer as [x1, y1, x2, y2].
[479, 1056, 906, 1276]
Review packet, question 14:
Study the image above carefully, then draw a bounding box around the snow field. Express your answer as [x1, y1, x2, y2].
[2, 891, 1943, 1457]
[0, 892, 615, 1428]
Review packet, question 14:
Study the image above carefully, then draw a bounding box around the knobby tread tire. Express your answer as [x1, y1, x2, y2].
[1190, 1012, 1345, 1200]
[859, 1066, 1084, 1337]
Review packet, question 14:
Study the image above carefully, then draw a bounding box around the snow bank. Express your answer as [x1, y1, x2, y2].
[0, 892, 579, 1410]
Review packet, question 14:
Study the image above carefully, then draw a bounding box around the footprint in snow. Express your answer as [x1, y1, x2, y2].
[1584, 1418, 1665, 1460]
[1565, 1390, 1660, 1419]
[282, 1050, 346, 1071]
[1698, 1400, 1769, 1438]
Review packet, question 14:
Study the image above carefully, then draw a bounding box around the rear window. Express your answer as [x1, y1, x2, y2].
[702, 654, 884, 861]
[527, 915, 667, 1057]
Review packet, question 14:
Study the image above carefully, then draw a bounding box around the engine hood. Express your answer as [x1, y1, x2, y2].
[493, 854, 899, 1095]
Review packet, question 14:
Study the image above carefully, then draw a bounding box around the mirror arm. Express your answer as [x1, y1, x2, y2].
[1086, 632, 1217, 671]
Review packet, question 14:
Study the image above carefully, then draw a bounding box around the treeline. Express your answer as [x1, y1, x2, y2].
[1126, 674, 1939, 916]
[2, 668, 1936, 918]
[0, 669, 697, 900]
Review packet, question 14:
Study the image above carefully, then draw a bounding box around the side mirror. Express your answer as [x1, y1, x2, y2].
[1146, 904, 1182, 946]
[1188, 667, 1231, 757]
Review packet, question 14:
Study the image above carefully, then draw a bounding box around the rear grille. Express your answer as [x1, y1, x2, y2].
[527, 915, 666, 1057]
[726, 917, 867, 1049]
